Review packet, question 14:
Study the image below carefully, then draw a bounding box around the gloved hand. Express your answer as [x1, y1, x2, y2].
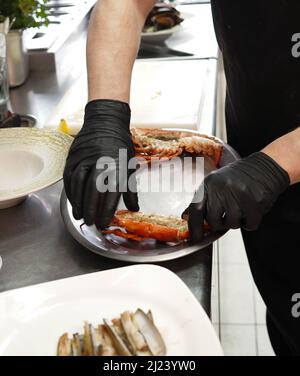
[187, 152, 290, 242]
[63, 99, 139, 228]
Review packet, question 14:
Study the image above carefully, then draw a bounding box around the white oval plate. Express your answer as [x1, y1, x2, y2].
[0, 265, 223, 356]
[0, 128, 72, 209]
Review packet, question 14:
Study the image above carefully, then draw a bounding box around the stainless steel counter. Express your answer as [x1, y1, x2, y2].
[1, 3, 219, 316]
[0, 181, 213, 314]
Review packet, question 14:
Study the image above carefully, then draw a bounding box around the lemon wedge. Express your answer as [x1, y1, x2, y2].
[59, 119, 69, 135]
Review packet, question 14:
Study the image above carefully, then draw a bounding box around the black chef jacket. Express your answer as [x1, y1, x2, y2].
[211, 0, 300, 355]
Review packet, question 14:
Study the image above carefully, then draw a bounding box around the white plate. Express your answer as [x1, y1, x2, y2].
[141, 25, 182, 44]
[0, 265, 223, 356]
[0, 128, 72, 209]
[141, 12, 192, 44]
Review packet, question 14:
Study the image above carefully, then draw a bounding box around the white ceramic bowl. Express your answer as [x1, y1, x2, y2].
[0, 128, 72, 209]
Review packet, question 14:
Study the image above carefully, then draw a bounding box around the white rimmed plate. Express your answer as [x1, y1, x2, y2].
[0, 265, 223, 356]
[141, 24, 183, 44]
[141, 12, 192, 44]
[0, 128, 72, 209]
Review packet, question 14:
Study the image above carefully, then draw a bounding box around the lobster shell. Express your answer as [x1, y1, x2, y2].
[104, 210, 189, 243]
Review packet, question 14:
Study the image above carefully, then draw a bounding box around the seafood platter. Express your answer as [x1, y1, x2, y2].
[61, 128, 239, 263]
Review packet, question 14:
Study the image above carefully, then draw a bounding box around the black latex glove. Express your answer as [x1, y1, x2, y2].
[63, 99, 139, 228]
[187, 152, 290, 242]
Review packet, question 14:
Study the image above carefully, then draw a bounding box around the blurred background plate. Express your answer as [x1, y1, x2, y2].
[0, 128, 72, 209]
[141, 12, 192, 45]
[141, 24, 183, 45]
[61, 131, 239, 263]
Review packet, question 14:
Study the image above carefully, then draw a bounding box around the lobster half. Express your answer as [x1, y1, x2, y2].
[131, 128, 224, 167]
[103, 210, 210, 243]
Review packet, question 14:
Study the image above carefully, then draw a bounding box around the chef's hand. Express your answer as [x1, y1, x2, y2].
[187, 152, 290, 242]
[63, 99, 139, 228]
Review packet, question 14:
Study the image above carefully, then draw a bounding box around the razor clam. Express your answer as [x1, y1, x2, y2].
[57, 333, 72, 356]
[83, 322, 95, 356]
[120, 311, 151, 356]
[71, 333, 82, 356]
[98, 325, 117, 356]
[90, 324, 103, 356]
[82, 323, 110, 356]
[103, 319, 132, 356]
[112, 317, 133, 353]
[133, 309, 167, 356]
[147, 310, 154, 323]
